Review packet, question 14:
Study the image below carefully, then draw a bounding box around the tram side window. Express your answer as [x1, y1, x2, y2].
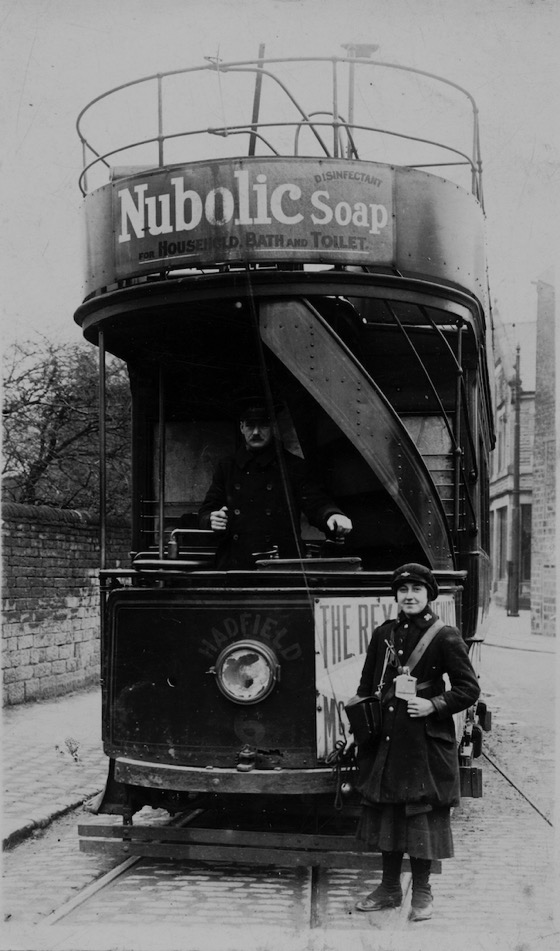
[150, 420, 235, 544]
[149, 413, 312, 546]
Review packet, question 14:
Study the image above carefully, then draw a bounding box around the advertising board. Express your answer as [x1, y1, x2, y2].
[114, 157, 393, 277]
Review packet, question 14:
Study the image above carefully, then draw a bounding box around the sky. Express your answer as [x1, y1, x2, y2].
[1, 0, 558, 387]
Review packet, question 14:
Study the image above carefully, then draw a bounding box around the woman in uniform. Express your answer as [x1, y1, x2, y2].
[351, 563, 480, 922]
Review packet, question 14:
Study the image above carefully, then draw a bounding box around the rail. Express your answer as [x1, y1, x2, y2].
[76, 55, 483, 206]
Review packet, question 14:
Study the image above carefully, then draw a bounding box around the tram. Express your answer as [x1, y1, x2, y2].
[75, 53, 494, 862]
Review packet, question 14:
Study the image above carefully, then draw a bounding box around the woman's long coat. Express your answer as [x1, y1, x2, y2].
[355, 608, 480, 809]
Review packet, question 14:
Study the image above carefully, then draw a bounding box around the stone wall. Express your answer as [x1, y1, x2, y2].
[2, 503, 130, 705]
[531, 274, 556, 636]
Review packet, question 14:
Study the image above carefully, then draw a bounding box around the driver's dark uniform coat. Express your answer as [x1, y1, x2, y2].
[355, 609, 480, 808]
[199, 443, 341, 569]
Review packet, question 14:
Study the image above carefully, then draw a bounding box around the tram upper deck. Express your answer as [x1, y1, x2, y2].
[74, 55, 494, 631]
[76, 55, 487, 310]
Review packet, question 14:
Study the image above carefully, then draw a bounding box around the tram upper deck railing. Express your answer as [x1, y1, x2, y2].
[77, 54, 483, 207]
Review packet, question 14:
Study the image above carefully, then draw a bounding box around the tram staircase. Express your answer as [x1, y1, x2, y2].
[417, 450, 465, 536]
[261, 299, 457, 570]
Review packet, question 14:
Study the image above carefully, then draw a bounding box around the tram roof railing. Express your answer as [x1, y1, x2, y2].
[76, 55, 484, 208]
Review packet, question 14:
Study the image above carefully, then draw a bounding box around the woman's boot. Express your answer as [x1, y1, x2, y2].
[355, 851, 403, 911]
[409, 857, 432, 921]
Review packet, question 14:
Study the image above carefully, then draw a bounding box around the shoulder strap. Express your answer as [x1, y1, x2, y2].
[405, 619, 445, 674]
[381, 619, 445, 701]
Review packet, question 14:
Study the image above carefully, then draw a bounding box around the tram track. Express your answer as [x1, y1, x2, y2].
[39, 802, 401, 930]
[42, 837, 414, 932]
[41, 855, 141, 925]
[38, 747, 553, 932]
[42, 809, 207, 926]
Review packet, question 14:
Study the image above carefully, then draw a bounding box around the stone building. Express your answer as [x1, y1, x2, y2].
[530, 271, 556, 635]
[490, 342, 535, 608]
[489, 270, 556, 634]
[489, 309, 535, 610]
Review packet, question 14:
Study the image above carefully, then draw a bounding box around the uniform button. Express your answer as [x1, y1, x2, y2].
[398, 650, 403, 656]
[388, 706, 394, 712]
[234, 509, 240, 515]
[266, 484, 273, 490]
[265, 509, 271, 516]
[233, 534, 239, 541]
[404, 623, 409, 628]
[385, 736, 390, 742]
[234, 484, 241, 490]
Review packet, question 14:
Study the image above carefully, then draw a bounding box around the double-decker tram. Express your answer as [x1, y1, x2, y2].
[76, 53, 494, 864]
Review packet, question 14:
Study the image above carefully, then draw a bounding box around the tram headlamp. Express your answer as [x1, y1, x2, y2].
[211, 640, 280, 704]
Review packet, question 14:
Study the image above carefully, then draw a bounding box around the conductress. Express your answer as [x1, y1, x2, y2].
[350, 562, 480, 922]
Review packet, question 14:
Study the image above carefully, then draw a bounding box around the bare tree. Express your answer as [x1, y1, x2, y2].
[2, 337, 131, 518]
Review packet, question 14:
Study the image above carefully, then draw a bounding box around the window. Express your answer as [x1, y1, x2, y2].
[520, 504, 532, 583]
[497, 506, 508, 580]
[496, 410, 508, 474]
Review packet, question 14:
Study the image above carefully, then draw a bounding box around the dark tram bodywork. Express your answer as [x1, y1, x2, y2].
[75, 56, 494, 838]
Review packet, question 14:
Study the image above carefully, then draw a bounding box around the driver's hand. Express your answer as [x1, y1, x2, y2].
[210, 506, 228, 532]
[327, 514, 352, 536]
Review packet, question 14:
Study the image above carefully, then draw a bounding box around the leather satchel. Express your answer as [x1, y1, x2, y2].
[344, 694, 383, 745]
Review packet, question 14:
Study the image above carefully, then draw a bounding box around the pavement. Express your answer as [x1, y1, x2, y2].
[2, 687, 106, 850]
[1, 604, 554, 851]
[482, 603, 556, 654]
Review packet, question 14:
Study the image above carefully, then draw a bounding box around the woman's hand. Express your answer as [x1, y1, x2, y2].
[407, 697, 435, 718]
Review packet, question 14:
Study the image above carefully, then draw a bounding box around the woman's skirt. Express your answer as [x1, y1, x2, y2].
[356, 802, 454, 859]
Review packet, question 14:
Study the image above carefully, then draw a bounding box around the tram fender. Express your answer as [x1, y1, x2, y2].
[85, 758, 132, 816]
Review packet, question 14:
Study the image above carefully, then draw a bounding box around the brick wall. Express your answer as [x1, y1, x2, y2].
[531, 276, 556, 636]
[2, 503, 130, 705]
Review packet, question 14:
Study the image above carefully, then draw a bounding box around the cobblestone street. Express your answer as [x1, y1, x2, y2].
[2, 608, 558, 951]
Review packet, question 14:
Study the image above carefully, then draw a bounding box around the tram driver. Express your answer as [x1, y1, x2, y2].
[198, 399, 352, 569]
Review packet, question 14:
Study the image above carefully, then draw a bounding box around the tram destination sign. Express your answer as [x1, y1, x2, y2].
[113, 158, 394, 277]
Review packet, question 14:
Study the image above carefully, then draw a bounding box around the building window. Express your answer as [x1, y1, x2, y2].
[497, 506, 508, 579]
[496, 410, 507, 474]
[520, 503, 532, 583]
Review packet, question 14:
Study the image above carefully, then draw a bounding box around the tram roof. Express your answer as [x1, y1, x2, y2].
[76, 55, 483, 202]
